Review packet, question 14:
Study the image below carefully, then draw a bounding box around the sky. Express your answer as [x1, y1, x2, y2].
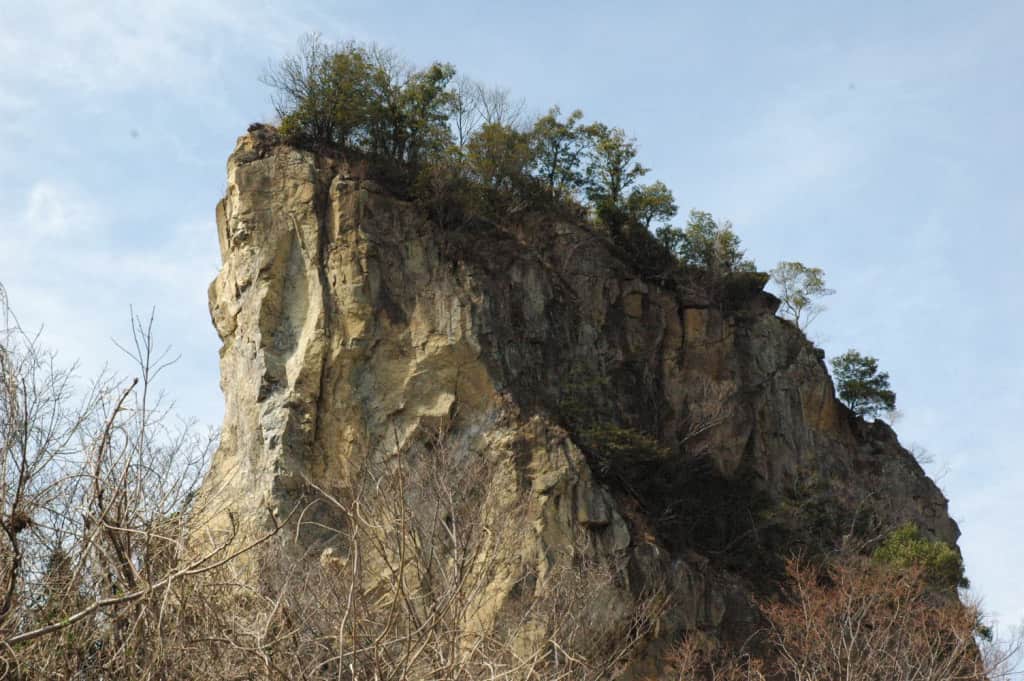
[1, 0, 1021, 638]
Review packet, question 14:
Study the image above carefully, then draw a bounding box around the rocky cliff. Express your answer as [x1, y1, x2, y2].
[199, 128, 959, 673]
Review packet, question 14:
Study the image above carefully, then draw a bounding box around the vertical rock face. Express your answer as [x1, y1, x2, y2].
[201, 129, 959, 655]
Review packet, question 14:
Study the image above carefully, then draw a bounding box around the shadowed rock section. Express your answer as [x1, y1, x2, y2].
[199, 129, 959, 662]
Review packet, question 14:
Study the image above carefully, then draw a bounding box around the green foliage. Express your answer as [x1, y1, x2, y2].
[263, 37, 764, 295]
[873, 523, 968, 589]
[264, 35, 455, 171]
[582, 424, 670, 476]
[466, 123, 533, 192]
[584, 124, 648, 227]
[530, 107, 590, 200]
[769, 261, 835, 331]
[464, 122, 536, 216]
[830, 349, 896, 419]
[626, 181, 677, 230]
[653, 223, 685, 255]
[265, 37, 377, 148]
[678, 210, 755, 272]
[370, 59, 457, 167]
[614, 226, 679, 279]
[412, 147, 475, 228]
[655, 210, 756, 275]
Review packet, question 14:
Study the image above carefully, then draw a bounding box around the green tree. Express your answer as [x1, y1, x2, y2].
[831, 349, 896, 419]
[359, 48, 456, 167]
[770, 261, 836, 331]
[584, 124, 648, 226]
[676, 210, 755, 273]
[264, 36, 456, 171]
[626, 181, 677, 230]
[264, 35, 375, 147]
[465, 122, 535, 214]
[654, 223, 685, 255]
[530, 107, 590, 199]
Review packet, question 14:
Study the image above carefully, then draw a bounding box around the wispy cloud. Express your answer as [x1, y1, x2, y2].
[0, 179, 222, 423]
[21, 180, 103, 238]
[0, 1, 345, 96]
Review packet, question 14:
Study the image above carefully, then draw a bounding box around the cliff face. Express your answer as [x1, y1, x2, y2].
[200, 129, 959, 663]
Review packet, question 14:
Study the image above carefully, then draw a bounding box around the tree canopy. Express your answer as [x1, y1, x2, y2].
[626, 181, 677, 231]
[262, 36, 766, 289]
[831, 349, 896, 419]
[263, 35, 456, 168]
[654, 211, 755, 275]
[583, 123, 648, 224]
[770, 261, 835, 331]
[530, 107, 589, 200]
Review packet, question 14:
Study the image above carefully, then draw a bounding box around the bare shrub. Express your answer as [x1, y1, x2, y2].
[660, 553, 1022, 681]
[1, 285, 662, 680]
[177, 419, 665, 680]
[7, 281, 1012, 681]
[0, 291, 281, 679]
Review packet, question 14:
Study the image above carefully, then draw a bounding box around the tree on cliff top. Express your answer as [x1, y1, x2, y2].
[530, 106, 590, 200]
[626, 180, 678, 231]
[262, 35, 370, 148]
[262, 36, 763, 290]
[831, 349, 896, 419]
[770, 260, 835, 331]
[263, 34, 456, 168]
[655, 210, 755, 275]
[584, 123, 648, 227]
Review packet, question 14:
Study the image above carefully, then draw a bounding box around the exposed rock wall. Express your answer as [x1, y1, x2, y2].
[200, 129, 959, 661]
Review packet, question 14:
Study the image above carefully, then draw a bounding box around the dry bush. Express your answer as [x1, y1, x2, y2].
[660, 636, 767, 681]
[165, 420, 665, 680]
[7, 281, 1016, 681]
[659, 553, 1022, 681]
[0, 285, 663, 679]
[0, 291, 280, 679]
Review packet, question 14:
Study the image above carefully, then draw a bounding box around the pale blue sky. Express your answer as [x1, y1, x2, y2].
[1, 0, 1021, 635]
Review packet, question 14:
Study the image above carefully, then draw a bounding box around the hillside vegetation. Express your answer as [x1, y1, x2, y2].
[0, 37, 1017, 681]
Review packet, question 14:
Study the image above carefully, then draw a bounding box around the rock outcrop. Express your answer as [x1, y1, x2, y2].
[199, 129, 959, 668]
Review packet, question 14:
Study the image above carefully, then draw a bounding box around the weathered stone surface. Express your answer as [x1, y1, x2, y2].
[198, 131, 959, 663]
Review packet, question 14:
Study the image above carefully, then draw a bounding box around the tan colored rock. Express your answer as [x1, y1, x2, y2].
[197, 131, 961, 668]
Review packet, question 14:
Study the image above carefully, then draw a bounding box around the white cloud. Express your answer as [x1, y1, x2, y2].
[0, 1, 348, 96]
[22, 180, 102, 237]
[1, 186, 223, 426]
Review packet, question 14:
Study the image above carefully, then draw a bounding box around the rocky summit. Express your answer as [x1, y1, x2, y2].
[198, 127, 958, 672]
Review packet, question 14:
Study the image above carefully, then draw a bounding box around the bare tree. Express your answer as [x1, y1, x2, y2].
[451, 76, 527, 147]
[769, 261, 835, 332]
[0, 287, 283, 679]
[1, 285, 665, 679]
[658, 553, 1022, 681]
[230, 418, 668, 680]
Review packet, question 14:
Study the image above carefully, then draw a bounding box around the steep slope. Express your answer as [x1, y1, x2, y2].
[200, 127, 959, 666]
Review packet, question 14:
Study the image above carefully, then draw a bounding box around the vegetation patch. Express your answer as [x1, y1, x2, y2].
[873, 522, 968, 589]
[263, 36, 759, 298]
